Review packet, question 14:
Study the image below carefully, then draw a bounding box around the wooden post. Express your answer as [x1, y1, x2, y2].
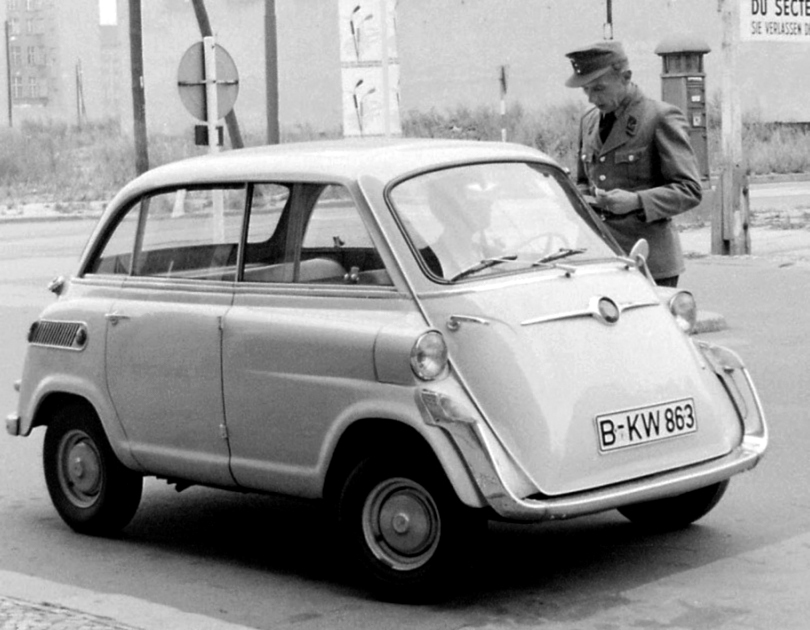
[5, 20, 13, 128]
[499, 65, 507, 142]
[714, 0, 750, 255]
[604, 0, 614, 39]
[265, 0, 280, 144]
[128, 0, 149, 175]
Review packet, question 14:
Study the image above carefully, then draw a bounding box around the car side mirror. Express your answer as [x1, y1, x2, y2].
[629, 239, 649, 263]
[47, 276, 66, 296]
[628, 239, 653, 282]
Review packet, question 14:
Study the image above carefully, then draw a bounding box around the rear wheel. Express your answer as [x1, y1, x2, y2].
[336, 453, 483, 601]
[43, 403, 142, 536]
[618, 480, 729, 530]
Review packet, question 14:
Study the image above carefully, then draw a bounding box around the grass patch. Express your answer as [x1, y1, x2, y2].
[1, 104, 808, 204]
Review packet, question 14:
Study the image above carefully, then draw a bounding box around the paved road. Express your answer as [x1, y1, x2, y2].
[1, 213, 810, 629]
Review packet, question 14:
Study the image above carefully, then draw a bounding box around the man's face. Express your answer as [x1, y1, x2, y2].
[582, 71, 629, 114]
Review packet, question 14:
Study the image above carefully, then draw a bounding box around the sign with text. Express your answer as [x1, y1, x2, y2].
[742, 0, 810, 41]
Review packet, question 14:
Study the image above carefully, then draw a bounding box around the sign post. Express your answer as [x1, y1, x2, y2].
[177, 38, 239, 239]
[202, 36, 219, 155]
[177, 39, 239, 150]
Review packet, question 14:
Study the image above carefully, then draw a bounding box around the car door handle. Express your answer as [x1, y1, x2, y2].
[105, 312, 131, 326]
[446, 314, 490, 331]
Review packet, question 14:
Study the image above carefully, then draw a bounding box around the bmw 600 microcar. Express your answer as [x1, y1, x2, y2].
[7, 139, 767, 599]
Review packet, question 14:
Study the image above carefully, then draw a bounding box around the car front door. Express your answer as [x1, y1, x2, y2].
[222, 183, 405, 497]
[96, 186, 245, 486]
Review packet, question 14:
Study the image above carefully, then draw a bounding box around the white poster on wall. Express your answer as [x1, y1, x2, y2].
[338, 0, 402, 136]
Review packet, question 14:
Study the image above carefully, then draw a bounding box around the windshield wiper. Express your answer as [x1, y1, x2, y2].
[533, 248, 587, 265]
[450, 254, 518, 282]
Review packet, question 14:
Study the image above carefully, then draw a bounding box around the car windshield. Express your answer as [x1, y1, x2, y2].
[388, 162, 617, 281]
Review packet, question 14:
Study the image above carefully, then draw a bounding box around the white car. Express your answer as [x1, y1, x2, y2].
[7, 138, 767, 600]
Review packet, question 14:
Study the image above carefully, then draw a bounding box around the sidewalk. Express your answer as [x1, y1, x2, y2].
[0, 570, 254, 630]
[679, 223, 810, 333]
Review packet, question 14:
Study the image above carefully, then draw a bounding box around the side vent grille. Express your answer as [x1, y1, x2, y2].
[28, 320, 88, 351]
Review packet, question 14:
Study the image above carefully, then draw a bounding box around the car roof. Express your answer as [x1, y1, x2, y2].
[116, 138, 557, 197]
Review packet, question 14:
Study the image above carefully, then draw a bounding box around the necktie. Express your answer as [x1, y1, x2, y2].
[599, 112, 615, 143]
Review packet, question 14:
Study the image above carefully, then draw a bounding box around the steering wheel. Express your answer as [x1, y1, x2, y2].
[512, 231, 571, 257]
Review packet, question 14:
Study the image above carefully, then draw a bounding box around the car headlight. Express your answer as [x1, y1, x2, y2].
[410, 331, 448, 381]
[669, 290, 697, 334]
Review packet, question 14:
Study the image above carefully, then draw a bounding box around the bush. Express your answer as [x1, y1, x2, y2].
[1, 105, 807, 204]
[402, 102, 586, 171]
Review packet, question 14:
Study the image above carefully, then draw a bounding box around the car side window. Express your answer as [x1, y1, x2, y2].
[89, 209, 139, 275]
[246, 183, 288, 245]
[89, 186, 247, 281]
[242, 184, 392, 286]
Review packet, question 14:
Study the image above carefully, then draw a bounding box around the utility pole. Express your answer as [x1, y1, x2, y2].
[715, 0, 750, 255]
[5, 20, 12, 128]
[265, 0, 279, 144]
[190, 0, 244, 149]
[604, 0, 614, 39]
[129, 0, 149, 174]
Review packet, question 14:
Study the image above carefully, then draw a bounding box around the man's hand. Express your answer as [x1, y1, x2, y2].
[595, 188, 643, 216]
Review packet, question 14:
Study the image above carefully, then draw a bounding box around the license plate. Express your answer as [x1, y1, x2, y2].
[595, 398, 697, 453]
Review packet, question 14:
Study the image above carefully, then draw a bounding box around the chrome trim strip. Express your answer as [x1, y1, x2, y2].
[521, 297, 659, 327]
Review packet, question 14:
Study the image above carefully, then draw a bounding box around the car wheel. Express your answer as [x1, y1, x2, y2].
[336, 454, 482, 601]
[617, 480, 729, 530]
[43, 403, 142, 536]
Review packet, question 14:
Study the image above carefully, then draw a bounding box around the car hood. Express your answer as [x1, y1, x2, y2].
[418, 267, 741, 496]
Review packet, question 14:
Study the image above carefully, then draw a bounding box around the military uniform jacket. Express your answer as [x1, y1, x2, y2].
[576, 84, 702, 279]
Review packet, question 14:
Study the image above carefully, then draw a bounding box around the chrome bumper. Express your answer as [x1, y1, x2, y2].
[6, 414, 21, 436]
[423, 341, 768, 522]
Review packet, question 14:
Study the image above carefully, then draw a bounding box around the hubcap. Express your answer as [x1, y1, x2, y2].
[363, 477, 441, 571]
[58, 430, 102, 507]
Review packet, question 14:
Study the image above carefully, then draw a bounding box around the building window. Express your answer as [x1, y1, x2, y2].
[10, 47, 22, 67]
[26, 46, 36, 65]
[27, 76, 39, 98]
[26, 0, 36, 11]
[11, 76, 23, 100]
[9, 0, 19, 11]
[10, 18, 21, 35]
[26, 18, 34, 34]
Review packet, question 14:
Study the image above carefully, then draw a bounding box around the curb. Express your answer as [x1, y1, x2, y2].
[0, 212, 102, 224]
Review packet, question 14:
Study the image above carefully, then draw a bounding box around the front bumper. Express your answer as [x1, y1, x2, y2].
[6, 380, 22, 436]
[422, 341, 768, 522]
[6, 414, 21, 436]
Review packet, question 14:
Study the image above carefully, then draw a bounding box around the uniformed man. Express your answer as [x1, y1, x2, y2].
[564, 40, 702, 286]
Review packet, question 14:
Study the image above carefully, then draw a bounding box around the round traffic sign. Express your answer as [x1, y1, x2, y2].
[177, 41, 239, 121]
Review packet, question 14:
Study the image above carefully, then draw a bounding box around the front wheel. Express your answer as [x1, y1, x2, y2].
[43, 403, 142, 536]
[618, 480, 729, 530]
[336, 454, 483, 601]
